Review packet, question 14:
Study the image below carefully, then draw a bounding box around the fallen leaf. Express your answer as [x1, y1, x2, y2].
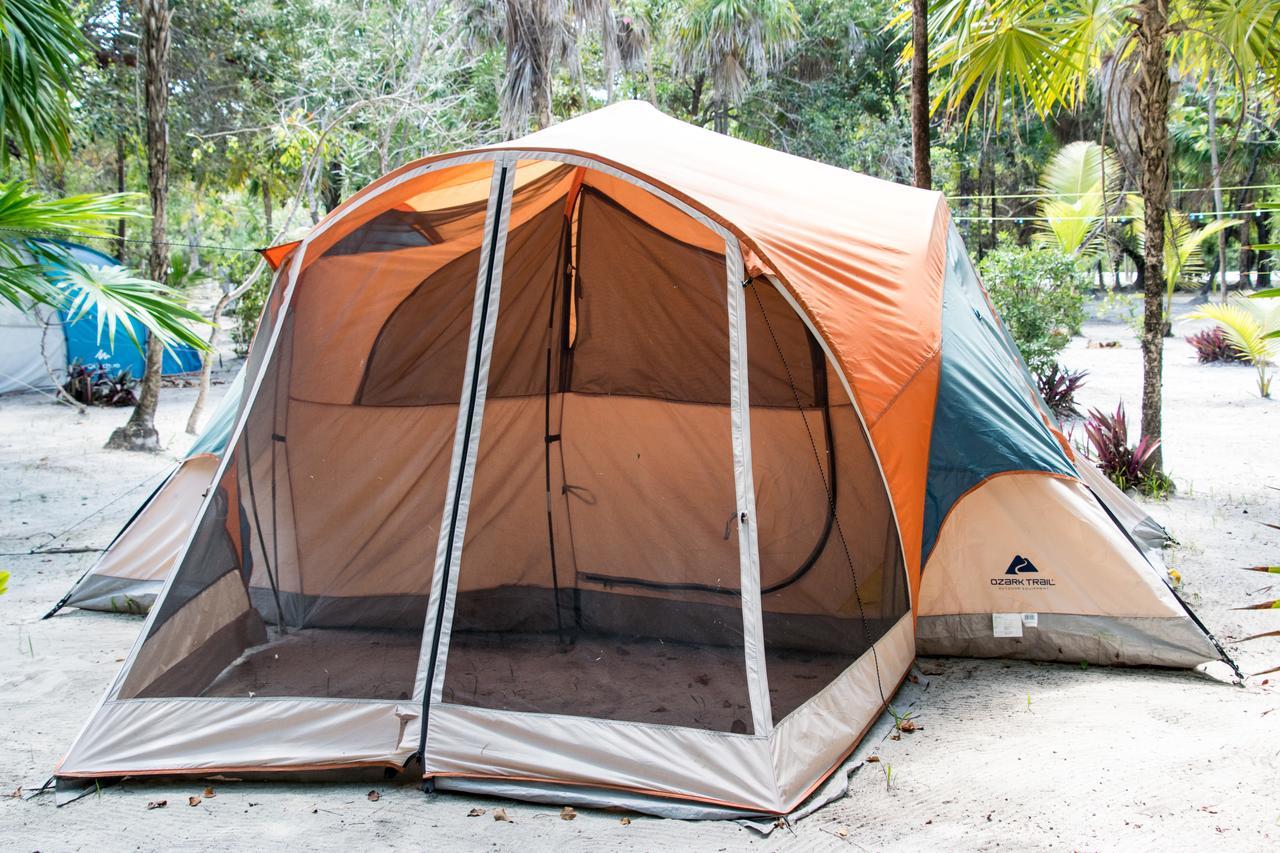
[835, 826, 849, 838]
[188, 796, 201, 807]
[898, 719, 918, 733]
[367, 790, 381, 802]
[619, 817, 631, 826]
[467, 807, 486, 817]
[864, 755, 880, 763]
[146, 800, 167, 810]
[493, 807, 510, 822]
[561, 806, 577, 821]
[203, 786, 216, 799]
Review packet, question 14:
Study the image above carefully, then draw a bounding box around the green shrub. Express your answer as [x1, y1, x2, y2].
[231, 273, 269, 357]
[977, 239, 1087, 377]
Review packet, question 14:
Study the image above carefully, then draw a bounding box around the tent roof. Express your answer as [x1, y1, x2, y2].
[269, 102, 951, 593]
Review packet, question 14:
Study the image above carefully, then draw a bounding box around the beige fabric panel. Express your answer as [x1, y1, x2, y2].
[753, 403, 899, 619]
[279, 398, 458, 598]
[559, 393, 739, 591]
[770, 611, 913, 807]
[919, 473, 1183, 618]
[457, 395, 552, 592]
[58, 696, 416, 777]
[118, 571, 263, 700]
[424, 703, 782, 812]
[1073, 454, 1163, 545]
[90, 455, 219, 583]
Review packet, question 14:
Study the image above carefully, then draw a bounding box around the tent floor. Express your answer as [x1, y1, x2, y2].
[199, 627, 854, 729]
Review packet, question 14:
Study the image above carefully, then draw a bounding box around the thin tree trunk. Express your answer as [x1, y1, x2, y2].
[1135, 0, 1170, 472]
[1258, 213, 1272, 288]
[1206, 74, 1227, 301]
[910, 0, 931, 189]
[1236, 106, 1263, 288]
[185, 288, 229, 435]
[644, 52, 658, 106]
[115, 133, 127, 262]
[262, 176, 272, 233]
[107, 0, 170, 452]
[113, 0, 127, 263]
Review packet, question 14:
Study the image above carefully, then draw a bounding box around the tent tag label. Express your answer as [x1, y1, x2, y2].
[1021, 613, 1038, 628]
[992, 613, 1023, 638]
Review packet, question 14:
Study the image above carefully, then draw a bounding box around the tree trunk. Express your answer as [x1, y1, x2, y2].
[1258, 213, 1272, 289]
[1235, 106, 1263, 288]
[262, 175, 273, 233]
[113, 0, 127, 263]
[1135, 0, 1170, 472]
[910, 0, 931, 189]
[1206, 74, 1227, 301]
[107, 0, 170, 453]
[713, 104, 728, 134]
[645, 52, 658, 106]
[186, 288, 229, 435]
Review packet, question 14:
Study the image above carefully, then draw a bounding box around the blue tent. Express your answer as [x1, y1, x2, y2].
[48, 240, 203, 378]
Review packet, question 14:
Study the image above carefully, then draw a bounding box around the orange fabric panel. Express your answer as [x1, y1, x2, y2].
[259, 241, 301, 271]
[868, 350, 941, 608]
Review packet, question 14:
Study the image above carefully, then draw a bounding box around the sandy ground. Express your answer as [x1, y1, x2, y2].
[1, 298, 1278, 852]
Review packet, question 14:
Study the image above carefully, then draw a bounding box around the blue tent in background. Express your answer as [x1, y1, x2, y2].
[49, 241, 204, 378]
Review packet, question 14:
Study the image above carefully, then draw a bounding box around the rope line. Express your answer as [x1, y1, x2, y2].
[0, 225, 262, 254]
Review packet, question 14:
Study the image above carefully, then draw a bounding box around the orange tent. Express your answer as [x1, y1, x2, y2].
[56, 103, 1227, 816]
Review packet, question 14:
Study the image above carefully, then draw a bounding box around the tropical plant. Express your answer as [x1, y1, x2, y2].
[0, 0, 211, 365]
[0, 0, 85, 163]
[62, 361, 139, 407]
[1185, 326, 1246, 363]
[1125, 196, 1242, 321]
[671, 0, 800, 132]
[1036, 141, 1119, 257]
[1081, 402, 1166, 494]
[1188, 296, 1280, 397]
[455, 0, 624, 137]
[1037, 363, 1088, 419]
[977, 239, 1087, 376]
[913, 0, 1280, 475]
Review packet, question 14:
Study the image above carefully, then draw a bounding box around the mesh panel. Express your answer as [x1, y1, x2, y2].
[745, 279, 909, 723]
[442, 172, 752, 734]
[118, 162, 494, 701]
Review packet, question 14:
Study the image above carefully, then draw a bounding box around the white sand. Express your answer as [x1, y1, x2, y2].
[1, 299, 1277, 851]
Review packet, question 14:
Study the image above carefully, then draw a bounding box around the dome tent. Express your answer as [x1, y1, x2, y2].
[56, 103, 1228, 816]
[0, 240, 202, 396]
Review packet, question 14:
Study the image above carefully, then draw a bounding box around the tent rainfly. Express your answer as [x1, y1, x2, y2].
[55, 103, 1232, 817]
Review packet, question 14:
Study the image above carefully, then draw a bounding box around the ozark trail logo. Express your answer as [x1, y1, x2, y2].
[991, 554, 1055, 587]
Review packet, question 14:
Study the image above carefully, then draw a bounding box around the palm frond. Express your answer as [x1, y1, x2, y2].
[53, 260, 212, 355]
[0, 0, 88, 162]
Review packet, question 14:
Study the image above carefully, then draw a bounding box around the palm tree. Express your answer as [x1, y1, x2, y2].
[670, 0, 799, 133]
[455, 0, 621, 137]
[917, 0, 1280, 473]
[0, 1, 208, 390]
[107, 0, 173, 452]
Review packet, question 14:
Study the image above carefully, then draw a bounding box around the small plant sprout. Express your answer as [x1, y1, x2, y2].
[883, 762, 893, 791]
[888, 705, 919, 733]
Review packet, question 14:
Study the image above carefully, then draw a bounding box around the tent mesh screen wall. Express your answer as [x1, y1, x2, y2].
[110, 156, 907, 735]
